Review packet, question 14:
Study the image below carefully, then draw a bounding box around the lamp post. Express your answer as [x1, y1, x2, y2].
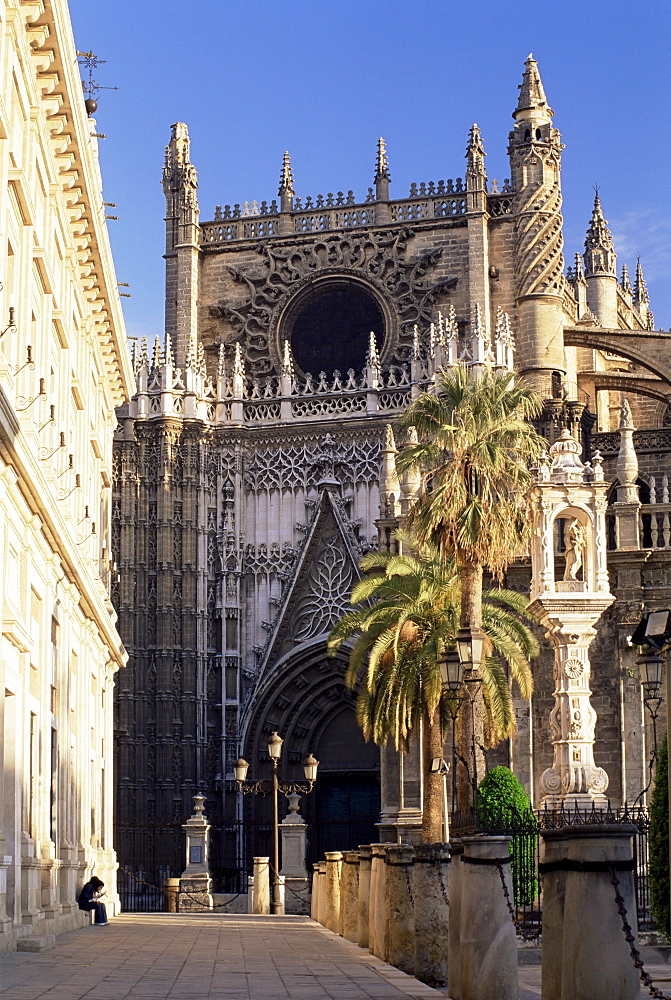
[632, 611, 671, 896]
[235, 733, 318, 915]
[438, 648, 464, 823]
[455, 625, 486, 815]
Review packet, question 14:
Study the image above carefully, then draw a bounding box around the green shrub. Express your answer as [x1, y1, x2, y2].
[477, 765, 539, 906]
[650, 734, 670, 939]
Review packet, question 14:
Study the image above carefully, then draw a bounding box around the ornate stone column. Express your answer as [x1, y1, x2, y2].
[529, 431, 614, 808]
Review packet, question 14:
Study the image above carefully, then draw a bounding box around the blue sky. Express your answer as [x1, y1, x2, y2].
[68, 0, 671, 340]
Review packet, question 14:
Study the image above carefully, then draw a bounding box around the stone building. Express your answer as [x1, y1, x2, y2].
[0, 0, 133, 952]
[113, 56, 669, 892]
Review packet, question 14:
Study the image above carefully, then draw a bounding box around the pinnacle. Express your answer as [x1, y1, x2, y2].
[515, 53, 552, 118]
[374, 137, 390, 182]
[635, 258, 649, 305]
[278, 151, 294, 195]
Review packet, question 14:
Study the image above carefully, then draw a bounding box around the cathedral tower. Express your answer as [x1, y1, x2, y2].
[584, 192, 618, 328]
[508, 55, 566, 391]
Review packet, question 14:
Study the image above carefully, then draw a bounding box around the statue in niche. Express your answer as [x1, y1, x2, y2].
[563, 519, 586, 581]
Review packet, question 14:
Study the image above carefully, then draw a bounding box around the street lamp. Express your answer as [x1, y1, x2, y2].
[455, 626, 486, 818]
[632, 611, 671, 893]
[235, 733, 319, 915]
[438, 647, 463, 828]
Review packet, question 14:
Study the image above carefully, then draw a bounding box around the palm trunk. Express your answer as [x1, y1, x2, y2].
[457, 560, 486, 812]
[421, 707, 445, 842]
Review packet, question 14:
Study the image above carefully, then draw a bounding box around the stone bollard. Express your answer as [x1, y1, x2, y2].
[539, 830, 567, 1000]
[413, 843, 450, 988]
[324, 851, 343, 933]
[310, 864, 320, 921]
[252, 857, 270, 915]
[341, 851, 360, 942]
[316, 862, 327, 926]
[247, 875, 255, 914]
[448, 839, 464, 1000]
[163, 877, 180, 913]
[385, 844, 415, 976]
[368, 844, 390, 959]
[459, 835, 518, 1000]
[541, 824, 640, 1000]
[357, 845, 372, 949]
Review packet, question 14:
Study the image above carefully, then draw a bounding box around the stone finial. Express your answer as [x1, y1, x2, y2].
[152, 335, 162, 370]
[472, 302, 485, 341]
[233, 342, 245, 383]
[197, 342, 206, 377]
[164, 331, 175, 368]
[583, 191, 616, 277]
[374, 138, 390, 202]
[162, 122, 198, 206]
[549, 428, 585, 480]
[514, 53, 553, 121]
[466, 123, 486, 177]
[278, 151, 294, 197]
[366, 330, 380, 369]
[374, 137, 390, 182]
[217, 343, 226, 377]
[186, 330, 197, 369]
[620, 262, 632, 295]
[619, 397, 634, 431]
[573, 252, 585, 281]
[281, 339, 294, 377]
[634, 257, 649, 305]
[399, 426, 422, 511]
[379, 424, 401, 519]
[411, 325, 420, 361]
[130, 340, 137, 369]
[445, 304, 458, 344]
[139, 336, 149, 370]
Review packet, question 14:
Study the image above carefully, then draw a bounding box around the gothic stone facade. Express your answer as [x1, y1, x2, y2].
[113, 57, 669, 881]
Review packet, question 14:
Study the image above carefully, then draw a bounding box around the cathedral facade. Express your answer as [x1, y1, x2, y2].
[113, 57, 669, 893]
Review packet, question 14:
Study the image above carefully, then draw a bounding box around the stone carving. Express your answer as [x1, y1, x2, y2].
[564, 657, 583, 679]
[563, 520, 586, 581]
[243, 434, 380, 493]
[209, 229, 454, 375]
[292, 533, 355, 642]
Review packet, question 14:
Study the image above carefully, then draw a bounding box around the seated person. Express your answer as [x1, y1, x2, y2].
[78, 876, 108, 925]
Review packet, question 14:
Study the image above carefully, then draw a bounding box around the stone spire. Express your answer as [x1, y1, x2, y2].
[162, 123, 200, 367]
[514, 53, 553, 124]
[583, 192, 616, 277]
[614, 398, 641, 547]
[634, 258, 655, 329]
[152, 334, 162, 370]
[374, 138, 390, 184]
[278, 151, 294, 212]
[620, 263, 632, 295]
[465, 124, 487, 213]
[164, 331, 175, 368]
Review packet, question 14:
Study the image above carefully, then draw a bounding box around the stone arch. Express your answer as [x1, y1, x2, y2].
[240, 638, 380, 861]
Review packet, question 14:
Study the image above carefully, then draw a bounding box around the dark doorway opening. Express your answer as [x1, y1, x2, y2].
[307, 773, 380, 864]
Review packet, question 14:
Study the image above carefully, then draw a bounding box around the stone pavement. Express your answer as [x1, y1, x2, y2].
[0, 912, 666, 1000]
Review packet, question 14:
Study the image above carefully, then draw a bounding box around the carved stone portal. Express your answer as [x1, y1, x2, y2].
[528, 430, 614, 808]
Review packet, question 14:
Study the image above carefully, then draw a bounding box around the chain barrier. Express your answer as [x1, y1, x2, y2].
[609, 863, 670, 1000]
[495, 861, 542, 942]
[117, 865, 246, 911]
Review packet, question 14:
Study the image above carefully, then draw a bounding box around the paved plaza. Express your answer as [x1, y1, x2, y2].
[0, 913, 544, 1000]
[0, 912, 667, 1000]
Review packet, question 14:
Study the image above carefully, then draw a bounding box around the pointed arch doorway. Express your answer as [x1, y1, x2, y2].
[240, 640, 380, 869]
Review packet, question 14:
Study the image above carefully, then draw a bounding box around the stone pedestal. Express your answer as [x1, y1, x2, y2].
[280, 794, 307, 877]
[448, 840, 464, 1000]
[340, 851, 359, 942]
[459, 836, 517, 1000]
[324, 851, 342, 934]
[368, 844, 391, 960]
[413, 843, 450, 989]
[541, 825, 640, 1000]
[178, 795, 213, 912]
[251, 857, 270, 915]
[385, 845, 415, 976]
[539, 833, 566, 1000]
[310, 866, 320, 921]
[357, 845, 372, 949]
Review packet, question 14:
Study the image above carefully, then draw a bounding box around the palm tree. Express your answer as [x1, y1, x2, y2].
[395, 365, 545, 799]
[327, 545, 538, 841]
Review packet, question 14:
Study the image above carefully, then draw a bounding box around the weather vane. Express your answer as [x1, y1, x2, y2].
[76, 51, 118, 116]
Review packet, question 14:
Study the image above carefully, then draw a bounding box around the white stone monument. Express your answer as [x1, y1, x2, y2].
[529, 430, 614, 808]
